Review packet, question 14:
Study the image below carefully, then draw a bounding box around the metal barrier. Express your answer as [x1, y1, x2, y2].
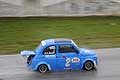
[0, 0, 120, 17]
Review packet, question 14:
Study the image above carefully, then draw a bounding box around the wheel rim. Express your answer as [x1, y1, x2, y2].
[85, 61, 93, 71]
[39, 65, 47, 73]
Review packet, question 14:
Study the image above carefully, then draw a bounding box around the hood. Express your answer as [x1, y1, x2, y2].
[79, 48, 96, 56]
[20, 50, 35, 57]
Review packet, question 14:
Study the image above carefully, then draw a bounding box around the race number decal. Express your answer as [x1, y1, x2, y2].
[65, 58, 71, 67]
[65, 57, 80, 67]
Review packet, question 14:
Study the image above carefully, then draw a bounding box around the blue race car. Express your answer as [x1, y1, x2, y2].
[21, 38, 98, 73]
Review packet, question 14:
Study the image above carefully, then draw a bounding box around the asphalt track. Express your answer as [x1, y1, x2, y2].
[0, 48, 120, 80]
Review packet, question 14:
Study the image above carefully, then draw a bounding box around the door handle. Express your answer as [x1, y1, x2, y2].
[56, 55, 66, 58]
[62, 55, 66, 58]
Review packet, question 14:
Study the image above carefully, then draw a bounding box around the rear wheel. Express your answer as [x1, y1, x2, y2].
[84, 61, 94, 71]
[38, 64, 48, 73]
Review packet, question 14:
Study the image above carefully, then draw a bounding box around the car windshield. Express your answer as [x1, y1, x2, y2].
[72, 41, 79, 49]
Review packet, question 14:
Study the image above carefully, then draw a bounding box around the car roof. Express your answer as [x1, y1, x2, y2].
[42, 38, 73, 45]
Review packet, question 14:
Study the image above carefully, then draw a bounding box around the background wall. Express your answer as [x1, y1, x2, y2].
[0, 0, 120, 17]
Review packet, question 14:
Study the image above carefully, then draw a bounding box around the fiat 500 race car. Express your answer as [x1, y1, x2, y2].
[21, 38, 98, 73]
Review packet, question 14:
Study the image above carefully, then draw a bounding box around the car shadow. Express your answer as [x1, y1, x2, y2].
[26, 70, 98, 80]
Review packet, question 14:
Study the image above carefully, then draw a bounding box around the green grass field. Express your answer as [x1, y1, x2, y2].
[0, 16, 120, 54]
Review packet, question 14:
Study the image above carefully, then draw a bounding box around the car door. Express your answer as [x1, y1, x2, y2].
[43, 45, 57, 71]
[56, 44, 80, 71]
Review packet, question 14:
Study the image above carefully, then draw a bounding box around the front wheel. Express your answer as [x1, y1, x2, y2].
[84, 61, 94, 71]
[38, 64, 48, 73]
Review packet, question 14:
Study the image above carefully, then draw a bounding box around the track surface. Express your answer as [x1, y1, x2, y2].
[0, 48, 120, 80]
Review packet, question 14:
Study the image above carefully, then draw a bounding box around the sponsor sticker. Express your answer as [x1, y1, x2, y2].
[65, 57, 80, 67]
[72, 57, 80, 63]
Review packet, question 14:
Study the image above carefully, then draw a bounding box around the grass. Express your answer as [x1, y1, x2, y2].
[0, 16, 120, 54]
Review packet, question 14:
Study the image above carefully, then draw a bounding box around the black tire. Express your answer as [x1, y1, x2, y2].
[84, 61, 94, 71]
[38, 64, 48, 73]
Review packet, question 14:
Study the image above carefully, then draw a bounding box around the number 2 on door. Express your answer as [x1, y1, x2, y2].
[65, 58, 71, 67]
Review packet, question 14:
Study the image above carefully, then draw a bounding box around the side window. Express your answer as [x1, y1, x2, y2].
[58, 45, 77, 53]
[44, 46, 56, 55]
